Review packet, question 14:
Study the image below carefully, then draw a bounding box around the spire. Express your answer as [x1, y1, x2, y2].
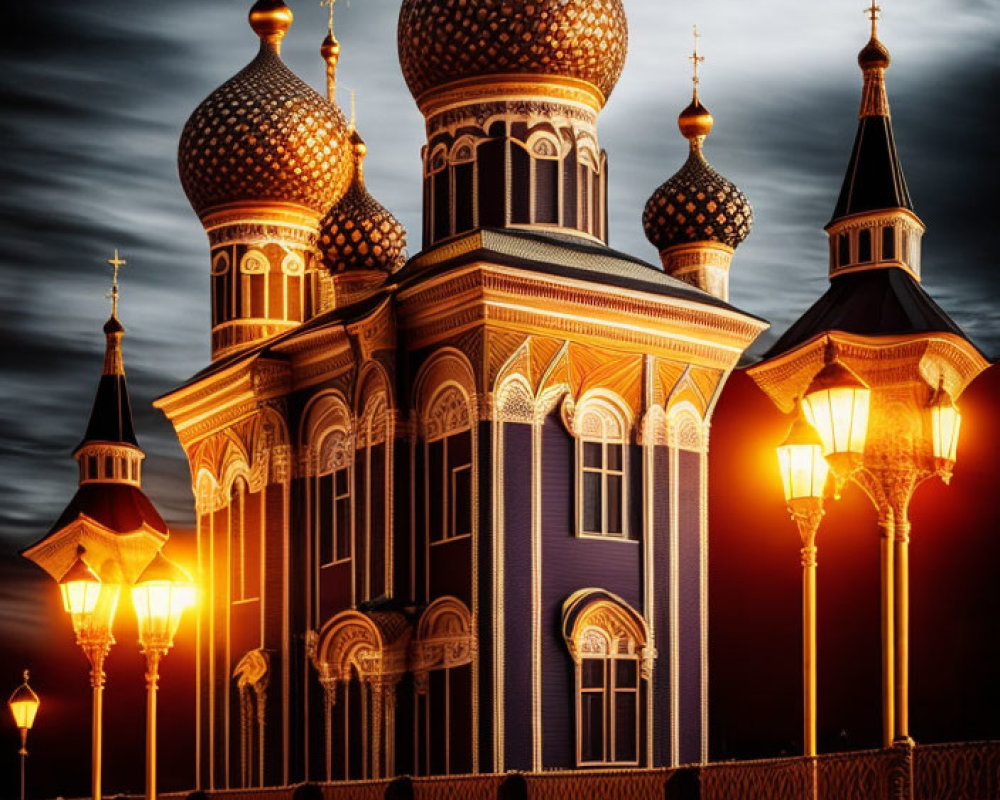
[829, 3, 912, 223]
[678, 25, 713, 151]
[78, 251, 138, 451]
[320, 0, 341, 101]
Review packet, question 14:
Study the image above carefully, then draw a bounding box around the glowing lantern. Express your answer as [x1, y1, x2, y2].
[58, 547, 102, 634]
[930, 383, 961, 479]
[777, 410, 830, 509]
[8, 671, 39, 733]
[132, 552, 195, 653]
[801, 344, 870, 473]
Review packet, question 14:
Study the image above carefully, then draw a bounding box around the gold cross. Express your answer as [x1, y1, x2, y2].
[689, 25, 705, 92]
[107, 248, 126, 316]
[865, 1, 881, 37]
[321, 0, 337, 33]
[349, 87, 356, 129]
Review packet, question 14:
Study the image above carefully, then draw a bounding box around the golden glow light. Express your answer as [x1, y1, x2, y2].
[7, 673, 39, 731]
[132, 553, 195, 652]
[931, 388, 961, 464]
[802, 357, 870, 461]
[58, 551, 102, 633]
[777, 412, 830, 504]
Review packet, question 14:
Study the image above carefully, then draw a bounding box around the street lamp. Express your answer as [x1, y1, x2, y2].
[776, 409, 830, 758]
[801, 342, 870, 491]
[58, 546, 121, 800]
[8, 670, 40, 800]
[132, 552, 195, 800]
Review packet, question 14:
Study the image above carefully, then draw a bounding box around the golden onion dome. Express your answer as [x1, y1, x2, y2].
[178, 0, 353, 219]
[319, 132, 408, 275]
[858, 35, 891, 70]
[397, 0, 629, 107]
[643, 96, 752, 253]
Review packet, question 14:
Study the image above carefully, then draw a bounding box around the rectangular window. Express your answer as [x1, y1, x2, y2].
[882, 225, 895, 260]
[318, 468, 351, 566]
[579, 655, 639, 765]
[580, 439, 627, 537]
[858, 228, 872, 262]
[838, 232, 850, 267]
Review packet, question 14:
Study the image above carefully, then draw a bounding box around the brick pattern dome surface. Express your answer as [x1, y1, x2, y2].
[319, 174, 407, 274]
[397, 0, 629, 103]
[179, 44, 352, 217]
[643, 151, 753, 252]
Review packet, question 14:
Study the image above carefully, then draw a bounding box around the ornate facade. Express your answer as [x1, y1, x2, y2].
[156, 0, 768, 788]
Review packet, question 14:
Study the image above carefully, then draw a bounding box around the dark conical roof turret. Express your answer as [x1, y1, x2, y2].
[77, 253, 138, 451]
[828, 10, 912, 224]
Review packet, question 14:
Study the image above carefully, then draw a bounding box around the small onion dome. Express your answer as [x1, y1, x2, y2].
[178, 0, 353, 219]
[858, 35, 890, 70]
[397, 0, 629, 106]
[319, 133, 408, 275]
[642, 96, 752, 252]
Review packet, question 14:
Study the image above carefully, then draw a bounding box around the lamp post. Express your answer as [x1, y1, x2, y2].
[8, 670, 40, 800]
[132, 552, 195, 800]
[58, 546, 121, 800]
[776, 410, 831, 757]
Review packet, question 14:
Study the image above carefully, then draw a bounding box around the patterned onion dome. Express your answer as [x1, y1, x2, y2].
[397, 0, 629, 105]
[319, 134, 407, 274]
[178, 0, 353, 218]
[642, 97, 752, 252]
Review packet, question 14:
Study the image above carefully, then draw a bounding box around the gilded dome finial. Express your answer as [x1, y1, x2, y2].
[678, 26, 714, 150]
[249, 0, 293, 53]
[320, 0, 341, 101]
[857, 2, 891, 116]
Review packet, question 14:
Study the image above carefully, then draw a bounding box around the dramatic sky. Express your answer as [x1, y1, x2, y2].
[0, 0, 996, 775]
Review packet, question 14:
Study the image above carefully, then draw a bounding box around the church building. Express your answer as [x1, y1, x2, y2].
[154, 0, 767, 787]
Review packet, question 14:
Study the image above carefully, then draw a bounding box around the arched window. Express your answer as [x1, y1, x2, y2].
[412, 597, 476, 776]
[573, 397, 630, 539]
[563, 590, 649, 767]
[211, 250, 230, 324]
[317, 429, 352, 567]
[240, 249, 268, 320]
[451, 139, 476, 234]
[424, 385, 473, 543]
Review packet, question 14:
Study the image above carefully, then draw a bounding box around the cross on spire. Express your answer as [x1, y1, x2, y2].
[107, 249, 126, 318]
[865, 0, 881, 38]
[689, 25, 705, 96]
[321, 0, 337, 33]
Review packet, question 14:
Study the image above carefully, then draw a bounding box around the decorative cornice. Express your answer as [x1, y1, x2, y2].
[417, 74, 605, 119]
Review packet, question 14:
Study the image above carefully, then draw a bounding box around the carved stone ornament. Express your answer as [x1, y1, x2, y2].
[423, 385, 472, 441]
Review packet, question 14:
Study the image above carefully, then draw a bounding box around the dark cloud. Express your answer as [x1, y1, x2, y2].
[0, 1, 996, 568]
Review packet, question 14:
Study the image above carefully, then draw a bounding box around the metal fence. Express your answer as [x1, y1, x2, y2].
[132, 740, 1000, 800]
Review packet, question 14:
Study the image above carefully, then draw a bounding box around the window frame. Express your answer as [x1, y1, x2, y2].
[574, 629, 641, 767]
[574, 399, 630, 540]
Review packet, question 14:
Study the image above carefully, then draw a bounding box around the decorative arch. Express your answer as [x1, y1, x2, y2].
[300, 391, 352, 472]
[411, 596, 477, 685]
[562, 589, 649, 661]
[233, 649, 269, 788]
[211, 251, 230, 275]
[450, 137, 476, 164]
[527, 130, 561, 159]
[251, 405, 291, 486]
[309, 610, 412, 780]
[240, 249, 268, 274]
[494, 374, 535, 424]
[666, 401, 706, 453]
[414, 349, 477, 441]
[569, 390, 633, 440]
[427, 144, 448, 175]
[562, 589, 650, 767]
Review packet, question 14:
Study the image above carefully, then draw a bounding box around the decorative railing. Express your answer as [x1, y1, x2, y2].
[99, 740, 1000, 800]
[913, 740, 1000, 800]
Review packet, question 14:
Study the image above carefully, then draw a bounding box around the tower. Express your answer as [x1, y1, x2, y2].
[178, 0, 354, 360]
[397, 0, 628, 246]
[642, 31, 752, 302]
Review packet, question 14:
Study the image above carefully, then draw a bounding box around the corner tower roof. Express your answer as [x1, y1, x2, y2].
[827, 10, 913, 225]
